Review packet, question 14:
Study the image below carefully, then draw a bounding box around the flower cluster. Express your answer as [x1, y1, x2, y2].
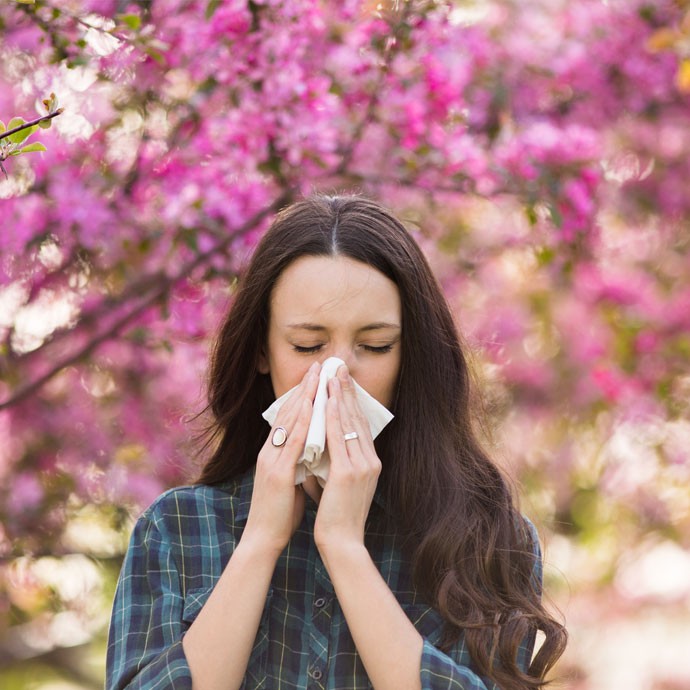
[1, 4, 690, 682]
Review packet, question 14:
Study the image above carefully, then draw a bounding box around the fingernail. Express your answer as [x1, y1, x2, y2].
[309, 362, 320, 374]
[337, 365, 349, 381]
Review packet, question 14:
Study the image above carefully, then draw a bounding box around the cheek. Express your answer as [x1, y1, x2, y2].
[381, 371, 400, 407]
[360, 359, 400, 408]
[270, 352, 312, 398]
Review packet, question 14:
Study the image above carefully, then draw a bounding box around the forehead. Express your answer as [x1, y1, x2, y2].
[270, 255, 401, 323]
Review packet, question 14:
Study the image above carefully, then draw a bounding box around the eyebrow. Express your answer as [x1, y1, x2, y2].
[285, 322, 401, 332]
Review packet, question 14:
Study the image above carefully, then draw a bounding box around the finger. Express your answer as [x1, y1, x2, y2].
[325, 390, 354, 471]
[260, 364, 319, 459]
[281, 396, 313, 458]
[280, 361, 321, 415]
[266, 395, 312, 454]
[260, 396, 313, 480]
[333, 367, 373, 450]
[328, 375, 375, 471]
[269, 363, 320, 436]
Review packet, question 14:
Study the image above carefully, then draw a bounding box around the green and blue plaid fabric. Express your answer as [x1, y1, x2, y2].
[106, 470, 538, 689]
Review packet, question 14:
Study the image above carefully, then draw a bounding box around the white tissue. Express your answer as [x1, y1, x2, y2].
[261, 356, 394, 486]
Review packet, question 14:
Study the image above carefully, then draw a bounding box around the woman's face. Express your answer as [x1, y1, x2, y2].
[261, 255, 402, 408]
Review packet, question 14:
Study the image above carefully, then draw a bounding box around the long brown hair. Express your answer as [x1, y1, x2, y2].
[199, 194, 566, 689]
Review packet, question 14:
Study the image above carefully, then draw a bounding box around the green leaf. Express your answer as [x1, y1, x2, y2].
[38, 118, 53, 129]
[42, 92, 58, 113]
[8, 123, 39, 145]
[7, 118, 39, 144]
[0, 121, 5, 134]
[117, 13, 141, 30]
[206, 0, 221, 19]
[143, 46, 166, 65]
[67, 56, 90, 68]
[16, 0, 36, 4]
[19, 142, 47, 154]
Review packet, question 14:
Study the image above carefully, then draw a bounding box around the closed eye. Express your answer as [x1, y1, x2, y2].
[293, 344, 323, 354]
[362, 344, 394, 353]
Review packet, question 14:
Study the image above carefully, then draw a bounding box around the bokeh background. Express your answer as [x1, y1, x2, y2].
[1, 1, 689, 688]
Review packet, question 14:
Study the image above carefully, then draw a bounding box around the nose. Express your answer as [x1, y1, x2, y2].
[324, 348, 356, 376]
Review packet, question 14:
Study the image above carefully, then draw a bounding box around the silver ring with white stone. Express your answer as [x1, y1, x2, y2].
[343, 431, 359, 441]
[271, 426, 288, 447]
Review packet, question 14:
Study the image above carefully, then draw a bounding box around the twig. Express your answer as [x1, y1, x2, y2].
[332, 3, 412, 176]
[0, 110, 63, 142]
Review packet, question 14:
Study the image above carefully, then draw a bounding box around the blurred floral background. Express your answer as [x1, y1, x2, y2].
[1, 0, 689, 688]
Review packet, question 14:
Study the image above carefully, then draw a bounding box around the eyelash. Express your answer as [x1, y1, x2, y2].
[293, 344, 394, 354]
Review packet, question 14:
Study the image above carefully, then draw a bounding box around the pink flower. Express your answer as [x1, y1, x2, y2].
[592, 366, 625, 403]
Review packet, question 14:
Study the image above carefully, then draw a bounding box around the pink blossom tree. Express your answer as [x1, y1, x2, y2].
[1, 1, 689, 686]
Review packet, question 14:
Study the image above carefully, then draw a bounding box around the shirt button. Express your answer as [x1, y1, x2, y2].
[311, 667, 323, 680]
[314, 597, 327, 608]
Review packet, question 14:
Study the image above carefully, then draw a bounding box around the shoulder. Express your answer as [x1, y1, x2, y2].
[521, 514, 541, 553]
[135, 470, 254, 535]
[119, 473, 255, 594]
[517, 514, 543, 590]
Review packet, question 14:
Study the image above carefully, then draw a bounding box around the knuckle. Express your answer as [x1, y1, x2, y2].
[264, 464, 290, 487]
[285, 436, 304, 452]
[351, 410, 366, 426]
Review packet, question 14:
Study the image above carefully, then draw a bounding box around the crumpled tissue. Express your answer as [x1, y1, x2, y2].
[262, 356, 394, 486]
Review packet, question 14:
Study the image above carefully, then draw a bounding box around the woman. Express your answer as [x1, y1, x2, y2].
[106, 195, 566, 690]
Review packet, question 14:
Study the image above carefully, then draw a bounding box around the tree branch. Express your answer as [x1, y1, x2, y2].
[0, 191, 292, 410]
[0, 110, 63, 142]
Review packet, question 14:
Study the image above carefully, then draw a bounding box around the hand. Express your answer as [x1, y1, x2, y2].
[314, 365, 381, 555]
[243, 362, 320, 556]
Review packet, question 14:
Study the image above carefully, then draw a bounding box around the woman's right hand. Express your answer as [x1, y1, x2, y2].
[242, 361, 320, 556]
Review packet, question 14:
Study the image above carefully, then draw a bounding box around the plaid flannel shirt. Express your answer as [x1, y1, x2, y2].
[106, 469, 539, 689]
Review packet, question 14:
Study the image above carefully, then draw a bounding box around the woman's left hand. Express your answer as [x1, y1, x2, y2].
[314, 364, 382, 554]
